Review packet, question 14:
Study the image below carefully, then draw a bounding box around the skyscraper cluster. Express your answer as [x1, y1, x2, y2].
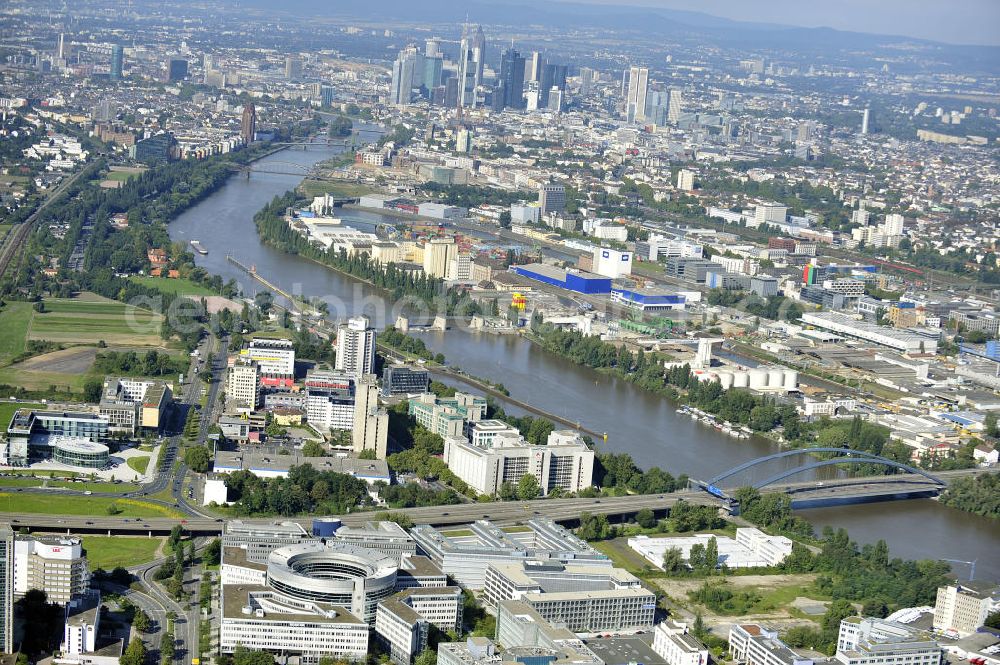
[389, 23, 568, 112]
[622, 65, 683, 125]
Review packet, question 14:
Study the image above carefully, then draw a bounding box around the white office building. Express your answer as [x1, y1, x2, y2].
[628, 528, 792, 570]
[336, 316, 377, 378]
[592, 248, 632, 278]
[754, 203, 788, 227]
[376, 587, 464, 664]
[652, 620, 710, 665]
[444, 430, 594, 497]
[482, 561, 655, 632]
[14, 536, 90, 605]
[304, 370, 355, 432]
[729, 624, 815, 665]
[240, 338, 295, 388]
[226, 358, 261, 409]
[836, 618, 941, 665]
[933, 584, 1000, 637]
[411, 519, 610, 589]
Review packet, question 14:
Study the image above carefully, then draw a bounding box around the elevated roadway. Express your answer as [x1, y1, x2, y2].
[5, 469, 990, 536]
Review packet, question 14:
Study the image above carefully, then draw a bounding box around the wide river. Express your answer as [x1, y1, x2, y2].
[168, 142, 1000, 581]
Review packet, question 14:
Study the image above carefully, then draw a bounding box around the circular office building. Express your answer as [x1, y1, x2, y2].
[266, 542, 397, 622]
[49, 436, 110, 469]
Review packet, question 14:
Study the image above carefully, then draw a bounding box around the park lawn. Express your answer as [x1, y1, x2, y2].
[0, 402, 43, 428]
[128, 276, 217, 297]
[0, 302, 34, 365]
[127, 456, 151, 474]
[0, 493, 183, 518]
[81, 536, 164, 570]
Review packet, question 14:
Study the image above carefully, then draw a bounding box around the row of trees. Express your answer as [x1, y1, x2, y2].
[939, 474, 1000, 517]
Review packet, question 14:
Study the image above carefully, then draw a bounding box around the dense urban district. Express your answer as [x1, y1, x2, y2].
[0, 4, 998, 665]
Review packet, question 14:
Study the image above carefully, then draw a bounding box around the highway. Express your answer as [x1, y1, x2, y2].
[6, 469, 988, 536]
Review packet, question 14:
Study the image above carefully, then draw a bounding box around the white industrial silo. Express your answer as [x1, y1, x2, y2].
[733, 370, 750, 388]
[718, 371, 734, 390]
[767, 368, 784, 389]
[783, 369, 799, 391]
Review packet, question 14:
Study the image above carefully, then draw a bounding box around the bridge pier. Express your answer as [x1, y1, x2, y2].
[432, 315, 448, 331]
[395, 315, 409, 333]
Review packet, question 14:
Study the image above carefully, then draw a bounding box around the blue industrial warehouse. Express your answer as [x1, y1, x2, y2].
[512, 263, 611, 294]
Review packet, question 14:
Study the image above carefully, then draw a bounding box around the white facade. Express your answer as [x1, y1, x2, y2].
[652, 621, 710, 665]
[241, 338, 295, 384]
[226, 359, 260, 409]
[729, 624, 813, 665]
[444, 430, 594, 496]
[677, 169, 695, 191]
[801, 312, 937, 354]
[628, 528, 792, 570]
[933, 585, 998, 637]
[592, 248, 632, 278]
[14, 536, 89, 605]
[336, 316, 377, 378]
[836, 618, 941, 665]
[305, 370, 355, 431]
[754, 203, 788, 227]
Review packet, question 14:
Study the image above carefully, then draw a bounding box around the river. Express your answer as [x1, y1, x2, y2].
[167, 142, 1000, 582]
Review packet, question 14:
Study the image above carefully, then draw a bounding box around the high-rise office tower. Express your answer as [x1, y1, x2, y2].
[538, 181, 566, 215]
[579, 67, 593, 96]
[0, 525, 11, 654]
[625, 66, 649, 123]
[528, 51, 544, 83]
[498, 47, 526, 110]
[390, 48, 422, 106]
[667, 88, 683, 124]
[423, 55, 443, 93]
[167, 58, 188, 82]
[285, 55, 302, 80]
[57, 33, 65, 59]
[861, 107, 870, 135]
[335, 315, 377, 378]
[425, 38, 441, 58]
[458, 25, 485, 108]
[110, 44, 123, 81]
[352, 375, 388, 459]
[240, 102, 256, 144]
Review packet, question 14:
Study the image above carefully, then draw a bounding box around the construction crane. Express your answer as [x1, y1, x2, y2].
[942, 558, 977, 581]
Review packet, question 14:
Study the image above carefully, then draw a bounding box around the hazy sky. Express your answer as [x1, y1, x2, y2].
[556, 0, 1000, 46]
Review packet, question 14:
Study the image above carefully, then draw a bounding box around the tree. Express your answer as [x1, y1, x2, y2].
[233, 645, 275, 665]
[985, 610, 1000, 630]
[577, 512, 613, 541]
[517, 474, 541, 500]
[662, 547, 686, 574]
[357, 448, 377, 460]
[120, 637, 147, 665]
[83, 378, 104, 403]
[635, 508, 657, 529]
[204, 537, 222, 566]
[302, 440, 326, 457]
[415, 650, 437, 665]
[184, 445, 212, 473]
[986, 412, 999, 438]
[133, 608, 152, 632]
[702, 536, 719, 573]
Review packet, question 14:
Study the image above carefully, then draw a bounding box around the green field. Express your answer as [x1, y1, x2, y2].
[0, 402, 43, 428]
[0, 477, 139, 493]
[81, 536, 164, 570]
[299, 179, 375, 199]
[104, 171, 138, 182]
[0, 302, 34, 365]
[127, 456, 151, 474]
[0, 493, 183, 518]
[28, 298, 163, 346]
[128, 276, 218, 297]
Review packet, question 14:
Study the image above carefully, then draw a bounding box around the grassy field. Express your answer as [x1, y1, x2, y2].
[298, 179, 375, 199]
[82, 536, 164, 570]
[0, 477, 138, 492]
[127, 457, 151, 474]
[28, 298, 163, 346]
[0, 224, 12, 242]
[128, 276, 218, 297]
[0, 302, 34, 365]
[0, 493, 183, 518]
[0, 367, 90, 392]
[0, 402, 43, 428]
[103, 171, 137, 182]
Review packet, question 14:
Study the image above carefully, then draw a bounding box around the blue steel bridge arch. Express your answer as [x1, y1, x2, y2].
[708, 447, 945, 490]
